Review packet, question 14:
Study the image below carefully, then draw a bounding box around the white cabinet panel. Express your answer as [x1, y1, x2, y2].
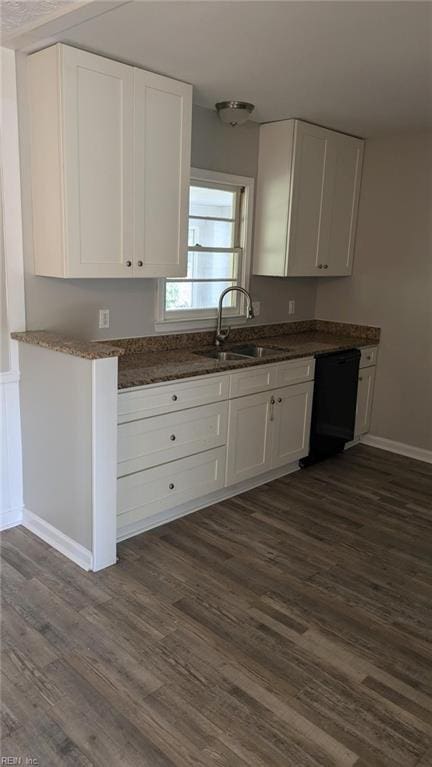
[117, 447, 225, 530]
[134, 70, 191, 277]
[324, 134, 364, 276]
[118, 374, 229, 423]
[271, 382, 314, 467]
[226, 390, 273, 485]
[355, 367, 376, 437]
[118, 401, 228, 475]
[229, 365, 277, 399]
[288, 122, 329, 275]
[276, 357, 315, 388]
[63, 47, 134, 277]
[359, 346, 378, 369]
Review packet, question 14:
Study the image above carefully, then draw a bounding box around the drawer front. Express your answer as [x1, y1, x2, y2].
[118, 401, 228, 476]
[275, 357, 315, 387]
[229, 365, 278, 398]
[117, 447, 226, 529]
[359, 346, 378, 368]
[118, 374, 230, 423]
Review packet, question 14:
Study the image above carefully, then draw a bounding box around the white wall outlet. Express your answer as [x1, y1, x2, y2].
[252, 301, 261, 317]
[98, 309, 110, 329]
[288, 299, 295, 315]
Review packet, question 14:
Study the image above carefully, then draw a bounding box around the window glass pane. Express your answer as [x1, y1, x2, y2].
[184, 251, 238, 280]
[188, 218, 234, 248]
[166, 281, 237, 312]
[189, 185, 236, 219]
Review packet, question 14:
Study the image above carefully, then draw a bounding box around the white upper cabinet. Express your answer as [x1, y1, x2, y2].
[253, 119, 364, 278]
[28, 44, 192, 278]
[134, 70, 191, 277]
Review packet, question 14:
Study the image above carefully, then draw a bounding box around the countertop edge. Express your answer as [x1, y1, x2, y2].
[11, 331, 125, 360]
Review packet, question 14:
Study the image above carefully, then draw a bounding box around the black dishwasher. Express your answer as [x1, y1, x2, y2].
[300, 348, 361, 467]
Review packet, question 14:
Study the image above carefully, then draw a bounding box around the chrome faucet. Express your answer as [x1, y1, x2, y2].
[215, 286, 255, 346]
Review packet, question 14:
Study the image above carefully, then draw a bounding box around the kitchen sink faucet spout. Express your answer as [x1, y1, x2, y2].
[215, 286, 255, 346]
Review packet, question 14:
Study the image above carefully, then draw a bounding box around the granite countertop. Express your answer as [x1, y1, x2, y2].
[117, 331, 377, 389]
[11, 320, 380, 388]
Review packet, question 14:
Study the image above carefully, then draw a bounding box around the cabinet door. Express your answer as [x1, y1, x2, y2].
[271, 382, 314, 467]
[134, 70, 192, 277]
[62, 46, 134, 277]
[355, 367, 376, 437]
[324, 134, 364, 276]
[287, 121, 330, 276]
[226, 390, 273, 486]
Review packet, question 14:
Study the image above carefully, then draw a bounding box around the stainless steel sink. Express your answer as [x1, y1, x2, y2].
[194, 350, 250, 361]
[228, 344, 286, 357]
[194, 344, 287, 361]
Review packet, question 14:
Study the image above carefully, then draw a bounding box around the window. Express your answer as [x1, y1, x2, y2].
[157, 168, 254, 329]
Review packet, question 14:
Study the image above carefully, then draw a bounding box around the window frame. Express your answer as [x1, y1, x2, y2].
[155, 167, 254, 332]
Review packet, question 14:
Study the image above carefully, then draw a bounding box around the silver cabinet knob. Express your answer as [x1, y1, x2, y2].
[169, 483, 175, 490]
[170, 434, 176, 441]
[137, 261, 143, 267]
[171, 394, 178, 401]
[125, 260, 132, 267]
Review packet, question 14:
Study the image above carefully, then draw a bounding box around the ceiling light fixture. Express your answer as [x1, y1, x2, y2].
[215, 101, 255, 127]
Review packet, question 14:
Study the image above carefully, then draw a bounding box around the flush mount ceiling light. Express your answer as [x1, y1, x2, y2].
[215, 101, 255, 127]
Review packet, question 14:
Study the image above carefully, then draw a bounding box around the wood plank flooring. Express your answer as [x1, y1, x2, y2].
[1, 444, 432, 766]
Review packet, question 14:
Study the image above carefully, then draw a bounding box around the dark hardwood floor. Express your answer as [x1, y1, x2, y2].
[1, 444, 432, 766]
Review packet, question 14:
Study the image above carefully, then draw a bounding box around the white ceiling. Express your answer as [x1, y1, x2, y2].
[0, 0, 83, 37]
[7, 1, 432, 137]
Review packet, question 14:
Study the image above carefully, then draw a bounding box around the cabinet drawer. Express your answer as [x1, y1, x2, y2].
[359, 346, 378, 368]
[229, 365, 277, 398]
[275, 357, 315, 387]
[118, 374, 230, 423]
[117, 447, 226, 530]
[118, 401, 228, 476]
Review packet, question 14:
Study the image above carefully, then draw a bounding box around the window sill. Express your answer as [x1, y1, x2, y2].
[154, 315, 248, 335]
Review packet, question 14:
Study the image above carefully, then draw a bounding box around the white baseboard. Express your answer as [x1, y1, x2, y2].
[361, 434, 432, 464]
[0, 505, 23, 531]
[23, 509, 93, 570]
[117, 461, 300, 543]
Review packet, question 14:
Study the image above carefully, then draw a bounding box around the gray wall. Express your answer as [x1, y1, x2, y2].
[0, 187, 10, 372]
[315, 132, 432, 451]
[17, 58, 316, 339]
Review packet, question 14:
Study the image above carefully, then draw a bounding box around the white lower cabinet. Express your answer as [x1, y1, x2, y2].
[271, 382, 314, 467]
[117, 446, 226, 535]
[116, 351, 379, 540]
[226, 390, 273, 485]
[355, 366, 376, 437]
[226, 381, 314, 487]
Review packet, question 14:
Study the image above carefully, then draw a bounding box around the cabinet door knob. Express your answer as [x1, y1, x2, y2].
[323, 264, 328, 269]
[171, 394, 178, 401]
[277, 397, 282, 403]
[169, 483, 175, 490]
[359, 376, 363, 381]
[170, 434, 176, 441]
[137, 261, 143, 267]
[318, 264, 323, 269]
[125, 260, 132, 267]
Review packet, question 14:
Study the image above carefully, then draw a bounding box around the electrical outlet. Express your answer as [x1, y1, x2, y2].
[252, 301, 261, 317]
[99, 309, 110, 329]
[288, 300, 295, 315]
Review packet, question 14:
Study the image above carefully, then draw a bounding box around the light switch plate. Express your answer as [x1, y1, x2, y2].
[288, 300, 295, 315]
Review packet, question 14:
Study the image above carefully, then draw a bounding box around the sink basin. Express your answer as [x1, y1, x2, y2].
[194, 350, 250, 362]
[228, 344, 286, 358]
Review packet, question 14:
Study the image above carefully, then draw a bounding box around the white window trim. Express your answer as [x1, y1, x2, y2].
[155, 167, 254, 334]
